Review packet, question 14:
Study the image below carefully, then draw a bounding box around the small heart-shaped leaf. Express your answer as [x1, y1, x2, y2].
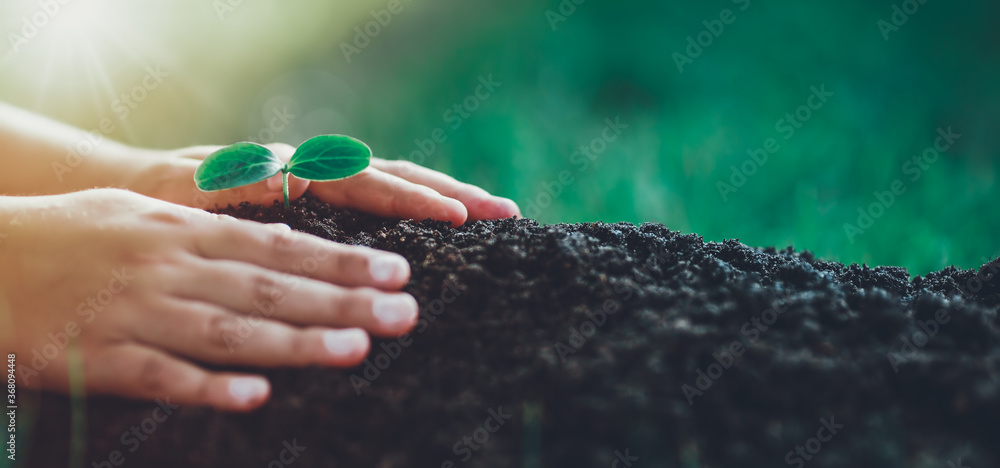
[287, 135, 371, 181]
[194, 142, 284, 191]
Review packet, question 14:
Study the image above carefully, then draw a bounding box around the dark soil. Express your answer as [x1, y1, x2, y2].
[27, 195, 1000, 467]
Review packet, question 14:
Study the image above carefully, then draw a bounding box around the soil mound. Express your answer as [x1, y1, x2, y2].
[27, 195, 1000, 467]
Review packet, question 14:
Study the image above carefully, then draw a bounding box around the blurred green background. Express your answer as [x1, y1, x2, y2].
[1, 0, 997, 275]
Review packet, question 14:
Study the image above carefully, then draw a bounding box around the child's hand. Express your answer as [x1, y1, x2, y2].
[135, 144, 520, 226]
[307, 157, 520, 227]
[0, 189, 417, 411]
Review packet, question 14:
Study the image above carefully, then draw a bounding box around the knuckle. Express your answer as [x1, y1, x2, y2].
[143, 209, 192, 226]
[203, 214, 246, 233]
[393, 160, 420, 173]
[352, 251, 372, 276]
[137, 355, 170, 394]
[321, 290, 350, 319]
[192, 375, 213, 402]
[249, 273, 283, 307]
[200, 312, 242, 349]
[341, 288, 376, 314]
[267, 228, 299, 259]
[127, 256, 181, 295]
[322, 246, 354, 274]
[211, 213, 239, 223]
[310, 241, 339, 263]
[287, 332, 309, 360]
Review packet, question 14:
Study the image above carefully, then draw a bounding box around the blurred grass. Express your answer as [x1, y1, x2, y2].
[1, 0, 997, 276]
[323, 0, 1000, 275]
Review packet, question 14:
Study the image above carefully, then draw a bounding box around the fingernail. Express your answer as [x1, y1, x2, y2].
[266, 175, 282, 192]
[370, 255, 408, 283]
[373, 295, 418, 328]
[228, 377, 268, 404]
[441, 197, 469, 225]
[269, 223, 292, 232]
[323, 329, 368, 358]
[499, 198, 521, 217]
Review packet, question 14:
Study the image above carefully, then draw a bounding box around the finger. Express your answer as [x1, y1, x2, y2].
[371, 158, 521, 221]
[192, 216, 411, 289]
[307, 167, 469, 226]
[174, 257, 418, 336]
[86, 344, 270, 411]
[130, 297, 371, 367]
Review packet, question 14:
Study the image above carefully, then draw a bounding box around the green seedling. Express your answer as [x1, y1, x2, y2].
[194, 135, 371, 208]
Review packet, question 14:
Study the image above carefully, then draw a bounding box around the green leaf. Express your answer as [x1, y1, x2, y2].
[287, 135, 371, 181]
[194, 142, 284, 191]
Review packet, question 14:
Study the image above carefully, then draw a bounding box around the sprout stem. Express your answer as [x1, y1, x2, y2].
[282, 170, 290, 209]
